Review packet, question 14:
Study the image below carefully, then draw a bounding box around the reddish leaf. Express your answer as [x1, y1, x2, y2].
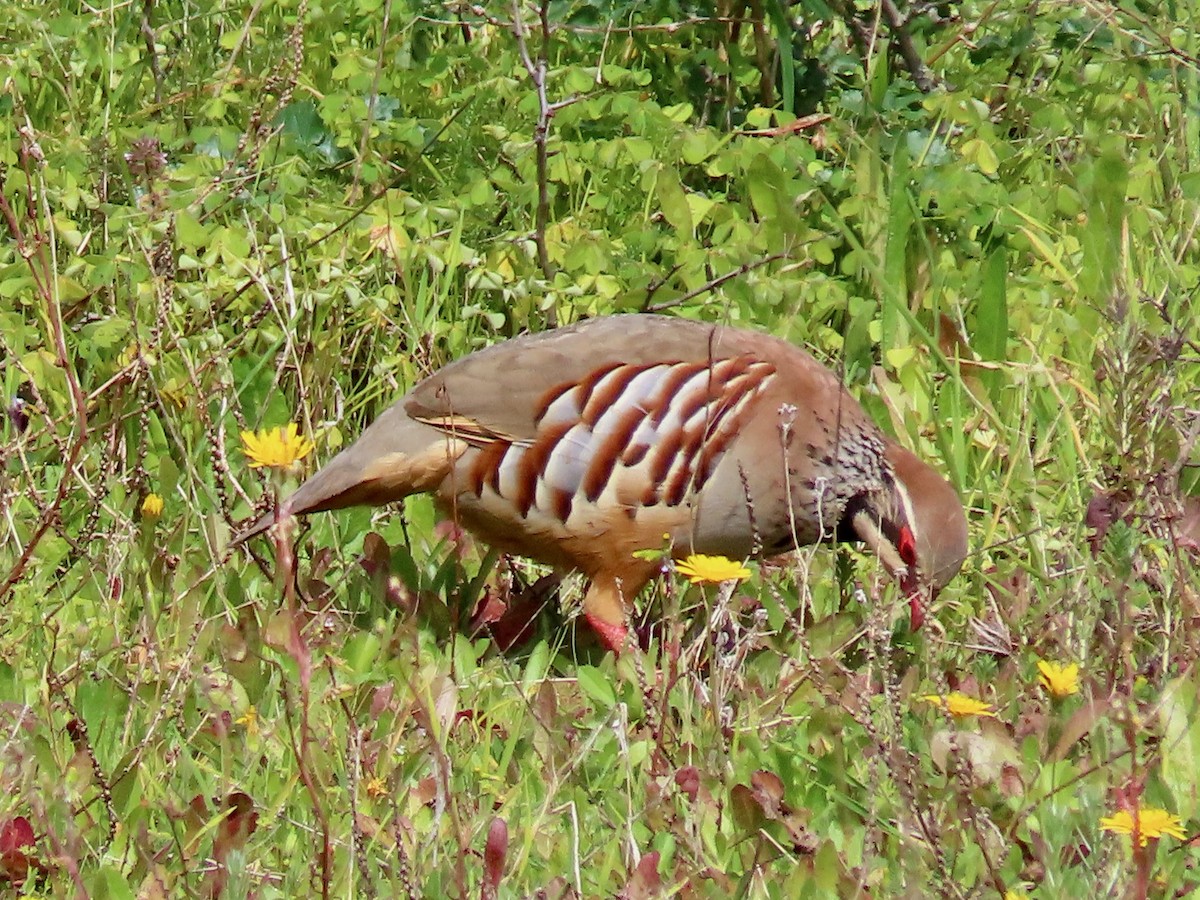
[219, 622, 248, 662]
[471, 591, 508, 628]
[746, 769, 788, 824]
[749, 770, 785, 816]
[1178, 497, 1200, 554]
[412, 776, 438, 807]
[730, 784, 765, 833]
[0, 816, 35, 886]
[202, 710, 233, 740]
[370, 682, 396, 718]
[472, 575, 558, 651]
[64, 718, 86, 749]
[435, 519, 473, 559]
[621, 851, 662, 899]
[309, 547, 334, 581]
[359, 532, 392, 577]
[1084, 491, 1130, 555]
[534, 679, 557, 728]
[214, 792, 258, 863]
[1051, 696, 1111, 763]
[205, 793, 258, 900]
[481, 817, 507, 900]
[674, 766, 700, 802]
[1000, 762, 1025, 799]
[0, 816, 33, 853]
[454, 709, 508, 739]
[265, 608, 313, 691]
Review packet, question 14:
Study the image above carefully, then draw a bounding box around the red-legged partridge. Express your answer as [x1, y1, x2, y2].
[243, 315, 968, 651]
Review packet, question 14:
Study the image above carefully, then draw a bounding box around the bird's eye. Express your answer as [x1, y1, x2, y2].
[897, 525, 918, 568]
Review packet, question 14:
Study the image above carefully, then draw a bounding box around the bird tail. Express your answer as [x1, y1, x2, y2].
[233, 405, 469, 543]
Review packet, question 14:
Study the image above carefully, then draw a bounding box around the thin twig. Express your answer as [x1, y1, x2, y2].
[510, 0, 565, 325]
[880, 0, 938, 91]
[140, 0, 164, 105]
[351, 0, 395, 202]
[642, 251, 792, 313]
[0, 126, 91, 605]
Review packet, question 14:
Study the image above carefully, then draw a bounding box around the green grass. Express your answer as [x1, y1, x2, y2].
[2, 0, 1200, 896]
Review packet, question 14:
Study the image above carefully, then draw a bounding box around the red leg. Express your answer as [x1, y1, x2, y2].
[585, 611, 630, 654]
[908, 593, 925, 631]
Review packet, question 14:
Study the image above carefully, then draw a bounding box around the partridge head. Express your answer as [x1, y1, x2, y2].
[241, 315, 968, 651]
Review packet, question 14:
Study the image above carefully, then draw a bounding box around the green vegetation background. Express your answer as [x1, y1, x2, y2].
[1, 0, 1199, 896]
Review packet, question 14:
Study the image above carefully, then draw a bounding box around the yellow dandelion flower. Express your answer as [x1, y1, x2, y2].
[1100, 806, 1187, 846]
[234, 706, 260, 737]
[241, 422, 315, 470]
[119, 342, 156, 368]
[1037, 660, 1080, 698]
[1003, 892, 1029, 900]
[159, 379, 189, 410]
[675, 554, 752, 585]
[141, 493, 164, 518]
[365, 776, 388, 799]
[921, 692, 998, 719]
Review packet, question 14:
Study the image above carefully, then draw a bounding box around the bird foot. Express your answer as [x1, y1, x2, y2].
[585, 612, 629, 655]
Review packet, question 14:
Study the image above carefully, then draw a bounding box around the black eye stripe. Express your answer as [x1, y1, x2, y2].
[841, 476, 913, 555]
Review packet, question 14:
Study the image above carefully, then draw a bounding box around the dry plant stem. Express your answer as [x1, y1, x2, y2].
[198, 0, 304, 211]
[390, 815, 422, 900]
[0, 148, 90, 606]
[49, 681, 118, 851]
[106, 612, 208, 797]
[1083, 0, 1200, 70]
[333, 673, 377, 897]
[879, 0, 937, 91]
[863, 600, 955, 893]
[352, 0, 395, 201]
[282, 679, 332, 900]
[32, 793, 88, 898]
[404, 657, 471, 898]
[510, 0, 562, 321]
[437, 11, 753, 33]
[941, 718, 1004, 893]
[642, 251, 792, 312]
[139, 0, 164, 105]
[507, 3, 592, 324]
[927, 0, 1002, 67]
[273, 517, 332, 900]
[828, 0, 875, 63]
[628, 625, 662, 739]
[746, 0, 774, 107]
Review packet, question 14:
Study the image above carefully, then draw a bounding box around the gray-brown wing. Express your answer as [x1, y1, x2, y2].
[403, 314, 766, 443]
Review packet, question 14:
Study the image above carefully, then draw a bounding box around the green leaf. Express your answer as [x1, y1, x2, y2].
[345, 631, 382, 679]
[1080, 147, 1128, 301]
[176, 209, 209, 249]
[655, 168, 693, 234]
[1160, 675, 1200, 821]
[576, 664, 616, 708]
[766, 0, 795, 114]
[520, 640, 551, 694]
[881, 141, 912, 353]
[82, 315, 132, 351]
[976, 244, 1009, 372]
[960, 137, 999, 176]
[747, 157, 783, 223]
[680, 131, 715, 165]
[88, 864, 137, 899]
